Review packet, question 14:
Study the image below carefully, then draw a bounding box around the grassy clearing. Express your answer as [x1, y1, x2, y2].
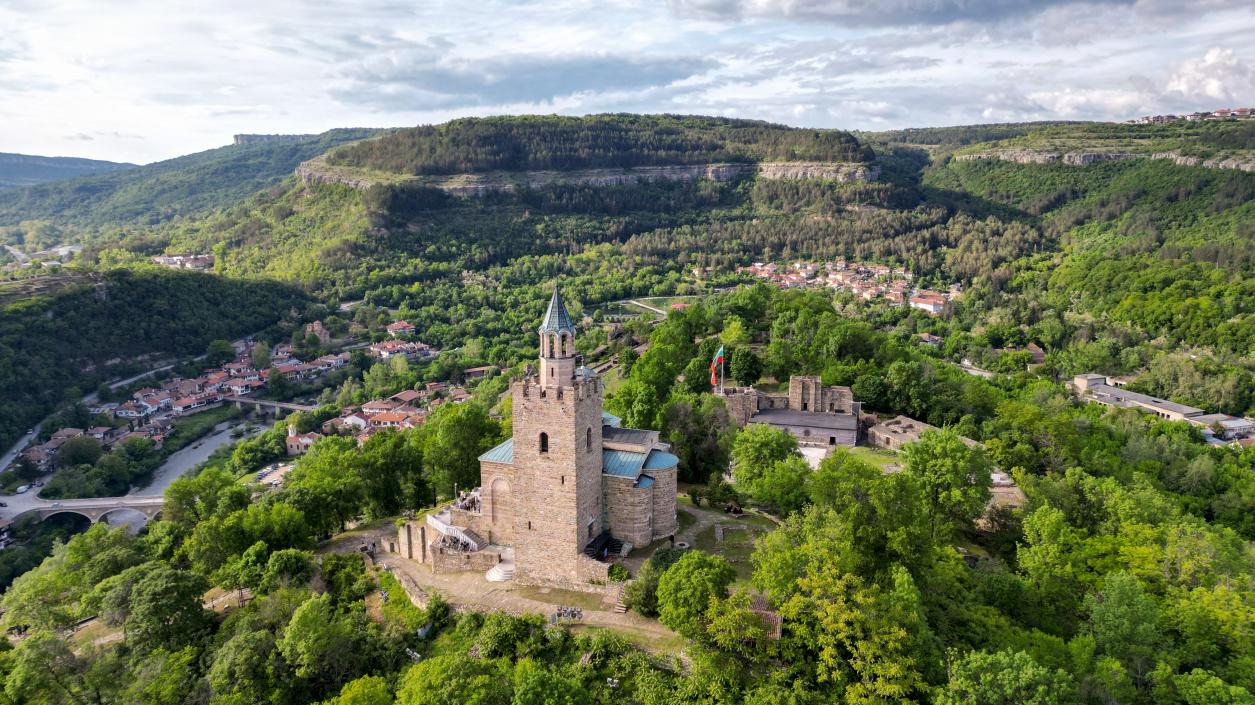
[378, 571, 427, 630]
[844, 445, 900, 470]
[677, 507, 697, 533]
[513, 585, 609, 612]
[693, 514, 773, 588]
[569, 623, 687, 657]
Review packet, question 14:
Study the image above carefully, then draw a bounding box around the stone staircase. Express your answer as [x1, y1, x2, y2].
[485, 562, 515, 582]
[583, 531, 623, 559]
[612, 582, 628, 614]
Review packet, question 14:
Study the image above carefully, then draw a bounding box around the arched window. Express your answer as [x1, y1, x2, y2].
[586, 427, 592, 451]
[539, 432, 549, 453]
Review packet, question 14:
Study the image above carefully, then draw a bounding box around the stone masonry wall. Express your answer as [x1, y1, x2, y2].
[478, 461, 515, 544]
[604, 476, 653, 546]
[650, 467, 679, 539]
[431, 543, 501, 574]
[509, 377, 606, 590]
[722, 389, 759, 426]
[789, 376, 856, 414]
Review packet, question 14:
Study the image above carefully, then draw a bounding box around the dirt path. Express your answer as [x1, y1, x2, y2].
[675, 503, 727, 546]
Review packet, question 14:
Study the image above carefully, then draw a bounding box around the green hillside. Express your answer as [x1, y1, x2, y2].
[328, 114, 872, 175]
[0, 268, 310, 449]
[124, 119, 1249, 359]
[0, 152, 134, 190]
[0, 128, 381, 238]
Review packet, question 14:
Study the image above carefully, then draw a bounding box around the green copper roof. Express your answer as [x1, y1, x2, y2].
[602, 449, 647, 478]
[478, 438, 514, 464]
[601, 411, 622, 427]
[644, 449, 679, 470]
[538, 287, 575, 334]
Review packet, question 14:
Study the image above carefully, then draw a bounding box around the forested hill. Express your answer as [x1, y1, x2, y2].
[0, 128, 381, 237]
[326, 114, 873, 174]
[0, 268, 311, 450]
[0, 152, 135, 190]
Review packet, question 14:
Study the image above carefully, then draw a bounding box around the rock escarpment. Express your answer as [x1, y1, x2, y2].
[955, 149, 1254, 172]
[295, 156, 879, 194]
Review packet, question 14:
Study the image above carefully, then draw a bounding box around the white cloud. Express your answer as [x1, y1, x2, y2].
[1164, 48, 1253, 102]
[0, 0, 1250, 162]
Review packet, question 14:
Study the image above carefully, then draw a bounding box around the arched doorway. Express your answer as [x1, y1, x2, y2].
[490, 477, 512, 526]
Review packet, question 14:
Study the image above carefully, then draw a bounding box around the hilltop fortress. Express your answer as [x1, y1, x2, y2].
[397, 289, 678, 591]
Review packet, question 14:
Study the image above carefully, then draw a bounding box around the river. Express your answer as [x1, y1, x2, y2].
[129, 420, 271, 497]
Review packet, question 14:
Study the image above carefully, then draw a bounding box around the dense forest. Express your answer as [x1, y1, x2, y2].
[326, 114, 873, 174]
[0, 268, 309, 450]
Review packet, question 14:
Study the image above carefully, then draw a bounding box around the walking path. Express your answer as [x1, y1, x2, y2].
[626, 299, 667, 316]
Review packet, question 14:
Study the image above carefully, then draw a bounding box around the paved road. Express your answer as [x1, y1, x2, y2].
[0, 424, 43, 474]
[3, 245, 29, 265]
[626, 299, 667, 316]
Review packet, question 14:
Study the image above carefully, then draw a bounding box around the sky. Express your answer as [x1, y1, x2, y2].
[1, 0, 1253, 163]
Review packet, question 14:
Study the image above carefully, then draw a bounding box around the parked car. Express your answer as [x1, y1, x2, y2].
[14, 485, 29, 494]
[0, 501, 8, 507]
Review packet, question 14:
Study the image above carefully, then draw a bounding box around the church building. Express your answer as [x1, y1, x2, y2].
[397, 288, 678, 591]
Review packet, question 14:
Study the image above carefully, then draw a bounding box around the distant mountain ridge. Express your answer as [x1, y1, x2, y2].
[0, 152, 135, 191]
[0, 128, 382, 234]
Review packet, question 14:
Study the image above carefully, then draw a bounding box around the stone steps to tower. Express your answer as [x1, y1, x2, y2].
[485, 562, 515, 582]
[612, 583, 628, 613]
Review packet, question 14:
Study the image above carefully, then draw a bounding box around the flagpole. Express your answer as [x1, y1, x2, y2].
[720, 353, 725, 393]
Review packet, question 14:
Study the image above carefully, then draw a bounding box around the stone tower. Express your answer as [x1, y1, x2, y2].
[509, 287, 607, 587]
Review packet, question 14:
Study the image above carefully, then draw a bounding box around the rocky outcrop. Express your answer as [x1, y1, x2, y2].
[953, 149, 1137, 166]
[295, 156, 879, 195]
[1149, 151, 1255, 172]
[955, 149, 1254, 172]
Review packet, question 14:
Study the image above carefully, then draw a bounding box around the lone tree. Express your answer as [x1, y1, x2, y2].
[656, 551, 735, 639]
[900, 429, 992, 543]
[731, 424, 799, 489]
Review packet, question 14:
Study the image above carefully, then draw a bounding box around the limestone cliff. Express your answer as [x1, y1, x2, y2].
[955, 149, 1254, 172]
[295, 155, 879, 194]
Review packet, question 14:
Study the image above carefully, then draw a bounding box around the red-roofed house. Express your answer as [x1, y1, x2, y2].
[909, 291, 950, 316]
[285, 426, 323, 456]
[387, 320, 416, 337]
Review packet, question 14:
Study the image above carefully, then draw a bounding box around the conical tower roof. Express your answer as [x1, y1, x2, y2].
[538, 287, 575, 334]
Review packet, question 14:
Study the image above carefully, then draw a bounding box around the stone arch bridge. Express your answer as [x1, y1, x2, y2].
[11, 495, 165, 524]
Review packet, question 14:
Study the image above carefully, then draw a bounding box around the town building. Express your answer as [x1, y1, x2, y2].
[719, 376, 861, 448]
[304, 321, 332, 345]
[285, 426, 323, 456]
[1072, 374, 1204, 421]
[397, 288, 678, 591]
[909, 291, 950, 316]
[386, 320, 417, 338]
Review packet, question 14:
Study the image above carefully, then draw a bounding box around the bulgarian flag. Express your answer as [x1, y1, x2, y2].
[710, 346, 725, 386]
